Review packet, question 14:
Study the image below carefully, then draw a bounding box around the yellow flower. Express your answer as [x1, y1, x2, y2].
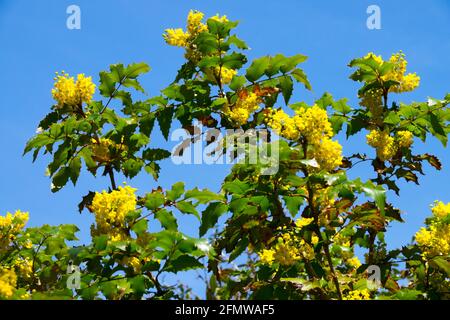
[259, 229, 315, 266]
[52, 72, 77, 106]
[259, 249, 275, 265]
[0, 210, 29, 252]
[187, 10, 208, 34]
[205, 66, 237, 85]
[217, 67, 237, 84]
[210, 14, 229, 23]
[396, 73, 420, 92]
[90, 186, 137, 241]
[0, 268, 17, 299]
[163, 28, 189, 47]
[396, 130, 414, 148]
[347, 256, 362, 269]
[52, 72, 96, 107]
[13, 258, 33, 280]
[366, 129, 396, 161]
[381, 52, 420, 93]
[122, 256, 142, 273]
[295, 217, 314, 229]
[75, 74, 96, 104]
[265, 105, 343, 171]
[415, 202, 450, 259]
[309, 138, 343, 171]
[431, 201, 450, 218]
[224, 91, 260, 125]
[343, 289, 371, 300]
[89, 138, 127, 163]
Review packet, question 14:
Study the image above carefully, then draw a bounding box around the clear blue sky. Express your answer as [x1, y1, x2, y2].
[1, 0, 449, 297]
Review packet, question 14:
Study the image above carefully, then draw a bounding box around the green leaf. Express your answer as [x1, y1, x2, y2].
[165, 255, 203, 272]
[24, 134, 54, 155]
[142, 148, 171, 162]
[99, 71, 116, 97]
[280, 54, 308, 73]
[68, 156, 82, 185]
[226, 35, 248, 49]
[184, 188, 224, 203]
[93, 235, 108, 251]
[122, 158, 144, 178]
[144, 192, 165, 211]
[200, 202, 228, 236]
[222, 179, 252, 195]
[166, 182, 185, 202]
[131, 219, 148, 236]
[280, 278, 320, 291]
[283, 196, 304, 217]
[331, 98, 351, 114]
[391, 289, 423, 300]
[279, 75, 293, 105]
[222, 52, 247, 69]
[144, 162, 160, 180]
[52, 167, 70, 192]
[157, 106, 174, 140]
[175, 201, 199, 219]
[360, 181, 386, 215]
[198, 56, 220, 69]
[229, 75, 247, 91]
[246, 56, 270, 82]
[265, 54, 286, 77]
[291, 68, 312, 90]
[130, 275, 148, 295]
[155, 209, 178, 231]
[139, 113, 156, 137]
[122, 78, 145, 92]
[430, 257, 450, 276]
[124, 62, 151, 78]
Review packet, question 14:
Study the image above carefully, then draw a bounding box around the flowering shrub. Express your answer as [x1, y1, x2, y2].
[1, 10, 448, 300]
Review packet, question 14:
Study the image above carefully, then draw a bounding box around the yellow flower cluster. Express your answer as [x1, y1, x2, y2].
[210, 14, 229, 23]
[415, 201, 450, 259]
[0, 211, 29, 252]
[295, 217, 314, 229]
[364, 52, 420, 93]
[366, 130, 396, 161]
[396, 130, 414, 148]
[346, 256, 362, 269]
[122, 256, 142, 273]
[309, 138, 343, 172]
[431, 201, 450, 218]
[385, 52, 420, 93]
[89, 138, 127, 163]
[366, 129, 414, 161]
[359, 89, 384, 126]
[258, 229, 315, 266]
[164, 10, 210, 55]
[52, 72, 95, 107]
[224, 91, 261, 125]
[265, 105, 343, 171]
[164, 28, 189, 47]
[90, 186, 137, 242]
[12, 258, 33, 280]
[343, 289, 371, 300]
[164, 10, 235, 82]
[0, 268, 17, 299]
[205, 66, 237, 85]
